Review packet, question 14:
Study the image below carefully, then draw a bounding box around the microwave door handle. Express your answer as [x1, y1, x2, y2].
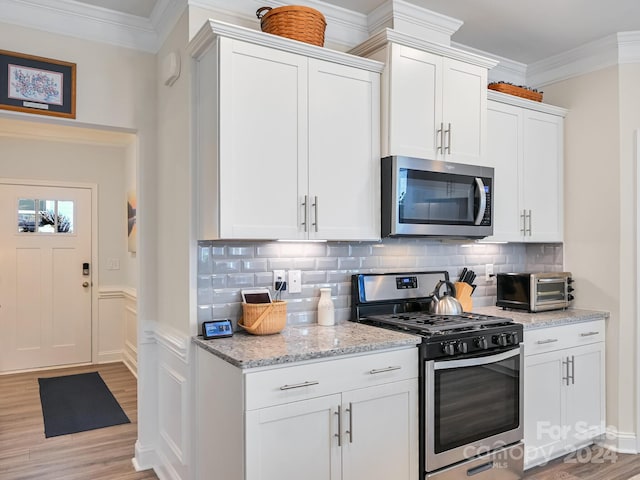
[474, 177, 487, 225]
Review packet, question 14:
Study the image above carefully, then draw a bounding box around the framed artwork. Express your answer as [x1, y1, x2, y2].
[127, 191, 137, 253]
[0, 49, 76, 119]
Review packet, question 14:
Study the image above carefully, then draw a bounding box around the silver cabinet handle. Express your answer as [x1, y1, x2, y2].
[301, 195, 308, 232]
[520, 210, 526, 234]
[570, 355, 575, 385]
[345, 402, 353, 443]
[580, 331, 600, 337]
[526, 210, 532, 235]
[279, 380, 319, 391]
[334, 405, 342, 446]
[312, 195, 318, 232]
[562, 357, 570, 386]
[437, 122, 444, 153]
[535, 338, 559, 345]
[445, 122, 452, 154]
[369, 366, 401, 374]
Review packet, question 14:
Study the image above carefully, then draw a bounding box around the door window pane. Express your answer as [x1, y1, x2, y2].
[17, 199, 74, 234]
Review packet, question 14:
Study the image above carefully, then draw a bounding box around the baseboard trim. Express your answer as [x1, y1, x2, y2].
[97, 350, 123, 364]
[134, 440, 159, 471]
[601, 428, 638, 454]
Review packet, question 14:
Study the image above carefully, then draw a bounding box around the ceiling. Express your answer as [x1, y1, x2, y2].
[61, 0, 640, 64]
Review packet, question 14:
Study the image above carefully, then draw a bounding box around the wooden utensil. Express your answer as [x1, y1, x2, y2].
[454, 281, 473, 312]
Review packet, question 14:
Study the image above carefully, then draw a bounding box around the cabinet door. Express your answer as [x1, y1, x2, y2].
[245, 394, 342, 480]
[441, 58, 488, 165]
[486, 101, 524, 241]
[524, 351, 565, 468]
[564, 343, 605, 449]
[218, 39, 307, 239]
[387, 44, 442, 159]
[341, 380, 418, 480]
[522, 110, 564, 242]
[307, 59, 380, 240]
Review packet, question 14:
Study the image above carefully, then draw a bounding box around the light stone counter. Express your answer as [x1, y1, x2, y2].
[192, 321, 421, 369]
[473, 306, 609, 330]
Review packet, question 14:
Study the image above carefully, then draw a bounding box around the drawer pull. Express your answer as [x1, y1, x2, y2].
[279, 380, 319, 391]
[580, 331, 600, 337]
[536, 338, 559, 345]
[369, 366, 402, 375]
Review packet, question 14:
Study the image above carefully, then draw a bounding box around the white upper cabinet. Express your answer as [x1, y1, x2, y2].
[486, 92, 567, 242]
[351, 31, 496, 166]
[191, 21, 382, 241]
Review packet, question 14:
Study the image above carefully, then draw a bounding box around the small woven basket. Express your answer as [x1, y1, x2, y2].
[256, 5, 326, 47]
[488, 82, 543, 102]
[239, 300, 287, 335]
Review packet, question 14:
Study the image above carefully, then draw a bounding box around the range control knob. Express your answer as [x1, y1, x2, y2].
[475, 337, 488, 350]
[456, 341, 468, 354]
[509, 332, 519, 345]
[494, 334, 508, 347]
[442, 343, 456, 356]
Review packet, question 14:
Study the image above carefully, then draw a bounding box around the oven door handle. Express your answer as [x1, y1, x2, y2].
[433, 347, 521, 370]
[473, 177, 487, 225]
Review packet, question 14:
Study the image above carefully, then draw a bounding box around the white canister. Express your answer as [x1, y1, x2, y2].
[317, 287, 335, 326]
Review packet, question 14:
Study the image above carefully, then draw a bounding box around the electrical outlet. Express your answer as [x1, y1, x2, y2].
[485, 263, 494, 281]
[288, 270, 302, 293]
[273, 270, 286, 291]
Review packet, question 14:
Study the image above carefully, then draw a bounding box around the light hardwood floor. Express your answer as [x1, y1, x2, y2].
[3, 362, 640, 480]
[0, 362, 158, 480]
[524, 445, 640, 480]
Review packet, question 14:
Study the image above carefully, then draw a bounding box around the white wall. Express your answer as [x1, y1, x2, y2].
[0, 136, 128, 284]
[543, 66, 638, 448]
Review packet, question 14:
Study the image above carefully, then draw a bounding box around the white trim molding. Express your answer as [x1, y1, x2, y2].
[601, 427, 638, 454]
[526, 32, 640, 88]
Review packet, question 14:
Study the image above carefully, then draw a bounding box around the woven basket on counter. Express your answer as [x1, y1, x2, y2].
[256, 5, 326, 47]
[488, 82, 543, 102]
[239, 300, 287, 335]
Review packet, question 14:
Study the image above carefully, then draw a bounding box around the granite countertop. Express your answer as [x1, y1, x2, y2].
[473, 305, 609, 330]
[193, 321, 421, 369]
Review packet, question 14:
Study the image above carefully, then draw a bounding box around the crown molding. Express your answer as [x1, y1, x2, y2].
[618, 31, 640, 64]
[152, 0, 188, 49]
[0, 0, 160, 52]
[487, 91, 567, 117]
[527, 33, 621, 87]
[349, 28, 497, 69]
[367, 0, 463, 45]
[452, 41, 527, 85]
[189, 19, 384, 73]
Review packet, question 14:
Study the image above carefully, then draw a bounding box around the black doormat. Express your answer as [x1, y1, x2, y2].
[38, 371, 130, 438]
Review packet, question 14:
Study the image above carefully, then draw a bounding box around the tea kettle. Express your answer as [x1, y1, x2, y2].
[428, 280, 463, 315]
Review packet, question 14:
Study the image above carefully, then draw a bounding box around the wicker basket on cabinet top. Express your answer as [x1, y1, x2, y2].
[488, 82, 543, 102]
[256, 5, 326, 47]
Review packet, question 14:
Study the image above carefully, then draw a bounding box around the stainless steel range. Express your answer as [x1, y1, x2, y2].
[351, 271, 524, 480]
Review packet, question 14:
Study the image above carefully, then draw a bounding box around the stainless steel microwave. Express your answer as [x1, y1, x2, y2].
[381, 156, 494, 238]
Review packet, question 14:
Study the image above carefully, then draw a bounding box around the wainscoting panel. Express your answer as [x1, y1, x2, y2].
[123, 288, 138, 376]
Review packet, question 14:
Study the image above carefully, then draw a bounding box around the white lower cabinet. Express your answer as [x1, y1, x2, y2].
[523, 319, 605, 469]
[196, 347, 418, 480]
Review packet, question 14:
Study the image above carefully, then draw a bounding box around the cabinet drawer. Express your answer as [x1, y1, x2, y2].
[245, 347, 418, 410]
[524, 319, 605, 356]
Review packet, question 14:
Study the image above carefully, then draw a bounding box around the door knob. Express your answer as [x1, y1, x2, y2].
[82, 282, 90, 288]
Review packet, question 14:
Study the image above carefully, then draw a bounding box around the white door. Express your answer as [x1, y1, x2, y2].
[245, 394, 342, 480]
[341, 380, 418, 480]
[218, 38, 307, 240]
[388, 44, 442, 159]
[308, 58, 380, 241]
[0, 183, 92, 372]
[522, 110, 564, 242]
[441, 57, 487, 165]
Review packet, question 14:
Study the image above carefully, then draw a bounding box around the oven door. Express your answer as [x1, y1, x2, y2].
[425, 346, 524, 472]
